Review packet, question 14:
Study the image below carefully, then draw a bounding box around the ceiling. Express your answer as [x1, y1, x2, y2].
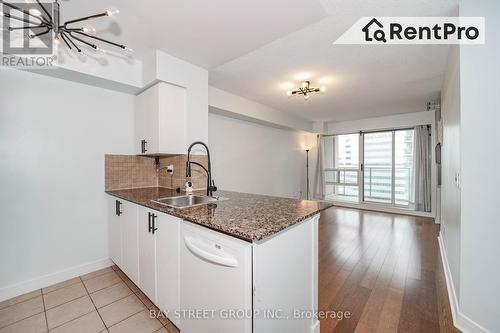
[56, 0, 328, 69]
[209, 0, 458, 122]
[57, 0, 458, 123]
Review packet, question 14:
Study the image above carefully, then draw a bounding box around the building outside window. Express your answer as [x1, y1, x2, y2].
[323, 129, 415, 207]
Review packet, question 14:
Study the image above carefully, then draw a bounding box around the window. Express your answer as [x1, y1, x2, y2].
[323, 134, 360, 202]
[322, 128, 416, 208]
[363, 129, 414, 206]
[363, 131, 393, 204]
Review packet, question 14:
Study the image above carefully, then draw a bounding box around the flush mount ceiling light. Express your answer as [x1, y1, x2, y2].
[1, 0, 131, 54]
[286, 81, 326, 100]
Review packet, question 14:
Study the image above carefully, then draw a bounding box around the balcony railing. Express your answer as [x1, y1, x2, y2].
[364, 166, 413, 204]
[323, 166, 413, 205]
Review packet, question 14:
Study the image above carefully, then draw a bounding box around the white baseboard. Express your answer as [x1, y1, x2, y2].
[438, 234, 490, 333]
[311, 320, 320, 333]
[0, 258, 113, 302]
[326, 200, 435, 218]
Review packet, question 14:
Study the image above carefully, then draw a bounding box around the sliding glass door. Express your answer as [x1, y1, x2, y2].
[363, 131, 393, 203]
[322, 128, 415, 208]
[362, 129, 414, 206]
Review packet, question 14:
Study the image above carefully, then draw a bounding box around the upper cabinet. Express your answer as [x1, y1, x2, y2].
[135, 82, 187, 155]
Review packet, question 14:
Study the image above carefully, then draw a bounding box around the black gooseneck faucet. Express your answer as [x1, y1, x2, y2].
[186, 141, 217, 196]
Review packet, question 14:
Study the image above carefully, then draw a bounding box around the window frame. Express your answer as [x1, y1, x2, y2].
[322, 126, 418, 208]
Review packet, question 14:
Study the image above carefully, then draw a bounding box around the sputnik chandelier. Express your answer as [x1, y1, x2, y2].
[286, 81, 326, 100]
[1, 0, 130, 54]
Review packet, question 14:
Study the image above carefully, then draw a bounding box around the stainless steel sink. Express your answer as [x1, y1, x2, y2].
[151, 195, 227, 209]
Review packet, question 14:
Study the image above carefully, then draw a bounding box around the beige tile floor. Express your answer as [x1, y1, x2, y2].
[0, 266, 179, 333]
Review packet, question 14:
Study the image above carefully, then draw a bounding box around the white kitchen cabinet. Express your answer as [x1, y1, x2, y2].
[120, 201, 139, 285]
[108, 194, 320, 333]
[107, 197, 122, 267]
[138, 206, 182, 325]
[135, 82, 187, 155]
[253, 215, 320, 333]
[138, 206, 158, 303]
[108, 195, 181, 329]
[108, 197, 139, 285]
[156, 213, 181, 328]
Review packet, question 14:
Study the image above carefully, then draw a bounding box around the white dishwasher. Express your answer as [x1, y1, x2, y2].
[180, 221, 253, 333]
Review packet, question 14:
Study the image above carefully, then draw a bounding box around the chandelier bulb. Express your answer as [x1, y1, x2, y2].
[78, 50, 87, 60]
[105, 8, 120, 16]
[29, 8, 42, 17]
[82, 26, 96, 34]
[320, 86, 326, 92]
[301, 81, 309, 89]
[304, 94, 310, 100]
[286, 90, 292, 97]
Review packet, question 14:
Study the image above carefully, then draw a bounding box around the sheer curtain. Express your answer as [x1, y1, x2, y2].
[313, 134, 324, 200]
[414, 125, 432, 212]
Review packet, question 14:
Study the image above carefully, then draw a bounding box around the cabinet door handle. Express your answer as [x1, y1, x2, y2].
[152, 214, 158, 234]
[141, 139, 148, 154]
[115, 200, 122, 216]
[148, 212, 152, 233]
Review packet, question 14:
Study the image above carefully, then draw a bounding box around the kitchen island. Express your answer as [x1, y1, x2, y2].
[106, 187, 332, 333]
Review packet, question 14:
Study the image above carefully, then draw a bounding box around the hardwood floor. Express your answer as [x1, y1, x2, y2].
[318, 207, 459, 333]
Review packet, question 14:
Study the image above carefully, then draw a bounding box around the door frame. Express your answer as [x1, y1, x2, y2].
[360, 128, 415, 208]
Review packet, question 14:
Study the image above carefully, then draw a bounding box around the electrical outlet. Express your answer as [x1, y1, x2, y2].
[167, 164, 174, 174]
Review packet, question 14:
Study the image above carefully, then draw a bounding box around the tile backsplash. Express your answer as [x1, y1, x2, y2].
[105, 154, 208, 191]
[157, 154, 208, 190]
[105, 155, 157, 190]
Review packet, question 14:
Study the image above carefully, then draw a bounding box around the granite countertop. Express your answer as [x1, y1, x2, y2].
[105, 187, 333, 242]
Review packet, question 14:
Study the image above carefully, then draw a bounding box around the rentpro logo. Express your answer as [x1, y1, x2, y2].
[335, 17, 485, 45]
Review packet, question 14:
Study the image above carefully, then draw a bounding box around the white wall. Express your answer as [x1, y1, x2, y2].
[29, 45, 144, 95]
[209, 86, 313, 132]
[208, 113, 316, 199]
[440, 45, 462, 299]
[458, 0, 500, 331]
[0, 69, 135, 298]
[327, 111, 435, 134]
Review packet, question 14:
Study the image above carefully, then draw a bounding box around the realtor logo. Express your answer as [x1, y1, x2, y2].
[335, 16, 485, 45]
[1, 1, 56, 69]
[362, 18, 386, 43]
